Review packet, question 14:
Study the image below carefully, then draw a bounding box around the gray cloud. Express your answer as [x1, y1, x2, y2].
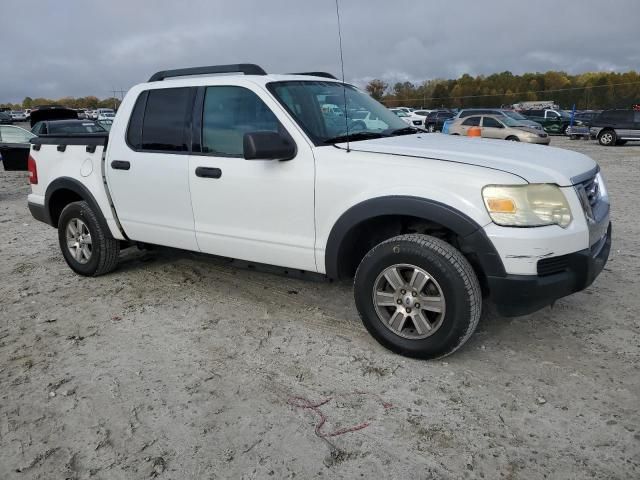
[1, 0, 639, 103]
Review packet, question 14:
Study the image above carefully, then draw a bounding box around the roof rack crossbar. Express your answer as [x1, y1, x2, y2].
[148, 64, 267, 82]
[288, 72, 337, 80]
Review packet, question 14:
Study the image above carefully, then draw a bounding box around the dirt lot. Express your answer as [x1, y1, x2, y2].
[0, 137, 638, 479]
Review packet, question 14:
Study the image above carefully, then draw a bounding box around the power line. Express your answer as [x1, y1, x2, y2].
[383, 80, 640, 103]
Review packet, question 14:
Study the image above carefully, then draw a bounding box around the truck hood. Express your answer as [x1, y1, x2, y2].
[342, 134, 596, 186]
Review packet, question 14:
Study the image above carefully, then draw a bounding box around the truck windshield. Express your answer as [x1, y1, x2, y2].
[267, 81, 408, 144]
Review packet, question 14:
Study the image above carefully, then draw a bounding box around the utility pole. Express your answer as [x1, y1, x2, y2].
[110, 88, 127, 110]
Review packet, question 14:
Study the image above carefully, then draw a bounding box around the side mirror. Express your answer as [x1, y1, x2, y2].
[243, 131, 296, 161]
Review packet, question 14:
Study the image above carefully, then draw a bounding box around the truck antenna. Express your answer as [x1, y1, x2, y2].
[335, 0, 350, 152]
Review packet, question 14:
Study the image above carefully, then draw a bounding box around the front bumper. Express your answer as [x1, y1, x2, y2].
[486, 222, 611, 316]
[520, 135, 550, 145]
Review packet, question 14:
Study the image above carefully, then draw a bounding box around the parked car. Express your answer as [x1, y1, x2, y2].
[520, 109, 582, 135]
[0, 125, 35, 170]
[424, 110, 455, 132]
[96, 108, 116, 120]
[455, 109, 543, 131]
[589, 109, 640, 146]
[413, 109, 434, 117]
[573, 110, 602, 127]
[0, 111, 13, 124]
[10, 110, 28, 122]
[349, 110, 388, 131]
[390, 108, 425, 129]
[448, 114, 550, 145]
[31, 119, 107, 136]
[26, 64, 611, 360]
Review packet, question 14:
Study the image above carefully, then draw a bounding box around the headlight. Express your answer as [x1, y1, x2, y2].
[482, 184, 573, 228]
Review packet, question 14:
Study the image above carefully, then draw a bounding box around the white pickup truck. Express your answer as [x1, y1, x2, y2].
[26, 64, 611, 359]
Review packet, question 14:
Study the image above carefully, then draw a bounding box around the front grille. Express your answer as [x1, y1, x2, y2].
[580, 176, 600, 208]
[537, 254, 571, 276]
[412, 120, 422, 126]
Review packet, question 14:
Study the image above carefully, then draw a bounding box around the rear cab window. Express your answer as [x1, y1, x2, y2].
[126, 87, 193, 152]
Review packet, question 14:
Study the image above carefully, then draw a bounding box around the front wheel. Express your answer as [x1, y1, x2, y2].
[427, 124, 436, 133]
[354, 234, 482, 359]
[506, 136, 520, 142]
[58, 201, 120, 276]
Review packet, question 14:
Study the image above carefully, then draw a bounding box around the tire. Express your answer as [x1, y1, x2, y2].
[58, 201, 120, 276]
[562, 125, 569, 135]
[354, 234, 482, 359]
[598, 129, 616, 146]
[506, 136, 520, 142]
[427, 124, 435, 133]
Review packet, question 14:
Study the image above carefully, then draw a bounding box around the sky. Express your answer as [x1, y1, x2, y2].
[1, 0, 639, 103]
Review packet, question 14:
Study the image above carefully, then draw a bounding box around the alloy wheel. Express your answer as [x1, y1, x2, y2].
[372, 264, 446, 339]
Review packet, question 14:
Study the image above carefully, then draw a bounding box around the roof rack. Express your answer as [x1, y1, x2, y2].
[289, 72, 337, 80]
[148, 64, 267, 82]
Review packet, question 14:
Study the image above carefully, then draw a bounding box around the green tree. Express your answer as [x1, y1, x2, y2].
[365, 79, 388, 101]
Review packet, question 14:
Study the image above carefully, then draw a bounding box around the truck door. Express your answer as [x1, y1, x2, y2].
[188, 84, 316, 272]
[105, 87, 199, 251]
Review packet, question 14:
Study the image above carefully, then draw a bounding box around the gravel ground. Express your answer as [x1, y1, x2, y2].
[0, 137, 638, 479]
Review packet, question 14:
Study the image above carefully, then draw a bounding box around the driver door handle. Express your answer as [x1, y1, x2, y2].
[111, 160, 130, 170]
[195, 167, 222, 179]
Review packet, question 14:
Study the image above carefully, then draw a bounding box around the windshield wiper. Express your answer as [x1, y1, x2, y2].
[389, 126, 420, 136]
[323, 131, 385, 144]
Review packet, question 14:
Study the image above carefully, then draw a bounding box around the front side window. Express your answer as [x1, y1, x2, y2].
[268, 81, 407, 144]
[141, 87, 191, 152]
[202, 86, 281, 157]
[482, 117, 503, 128]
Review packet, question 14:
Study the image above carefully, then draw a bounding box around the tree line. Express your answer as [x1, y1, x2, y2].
[0, 96, 121, 110]
[3, 70, 639, 111]
[366, 70, 640, 110]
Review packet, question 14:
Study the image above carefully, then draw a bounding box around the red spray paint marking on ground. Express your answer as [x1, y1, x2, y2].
[287, 392, 393, 438]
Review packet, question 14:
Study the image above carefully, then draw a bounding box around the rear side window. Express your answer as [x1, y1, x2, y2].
[601, 110, 632, 123]
[142, 88, 191, 151]
[127, 91, 148, 149]
[462, 116, 481, 126]
[126, 88, 192, 152]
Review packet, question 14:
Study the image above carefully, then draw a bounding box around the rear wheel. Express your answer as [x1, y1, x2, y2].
[506, 136, 520, 141]
[58, 201, 120, 276]
[354, 234, 481, 359]
[598, 129, 616, 146]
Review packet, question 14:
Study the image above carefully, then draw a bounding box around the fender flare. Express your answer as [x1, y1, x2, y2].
[44, 176, 114, 238]
[324, 196, 505, 279]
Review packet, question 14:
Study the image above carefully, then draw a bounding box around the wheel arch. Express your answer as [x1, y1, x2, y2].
[324, 196, 505, 284]
[45, 177, 114, 238]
